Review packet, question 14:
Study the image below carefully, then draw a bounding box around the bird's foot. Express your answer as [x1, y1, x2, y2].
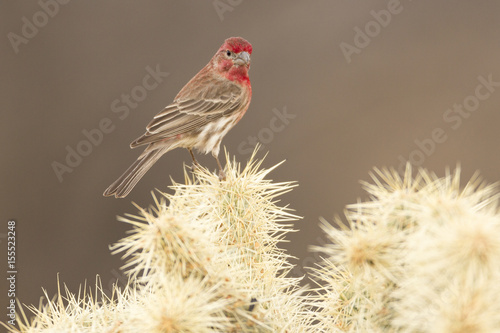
[191, 161, 201, 172]
[218, 169, 226, 181]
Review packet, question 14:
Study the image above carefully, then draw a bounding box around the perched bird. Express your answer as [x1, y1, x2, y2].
[104, 37, 252, 198]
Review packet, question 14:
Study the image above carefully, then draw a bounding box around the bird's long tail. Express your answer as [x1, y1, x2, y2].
[103, 147, 168, 198]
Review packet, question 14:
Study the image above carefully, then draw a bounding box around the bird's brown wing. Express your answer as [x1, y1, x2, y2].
[130, 83, 245, 148]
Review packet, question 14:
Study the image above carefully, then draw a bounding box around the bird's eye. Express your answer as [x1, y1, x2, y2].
[226, 50, 232, 57]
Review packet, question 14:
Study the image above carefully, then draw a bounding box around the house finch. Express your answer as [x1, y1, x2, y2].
[103, 37, 252, 198]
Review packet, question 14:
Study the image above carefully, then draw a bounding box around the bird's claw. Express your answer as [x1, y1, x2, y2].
[189, 162, 201, 172]
[218, 169, 226, 181]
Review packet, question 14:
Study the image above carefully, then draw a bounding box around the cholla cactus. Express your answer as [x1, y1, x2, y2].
[311, 164, 500, 332]
[10, 276, 134, 333]
[6, 149, 313, 332]
[7, 154, 500, 333]
[111, 149, 312, 331]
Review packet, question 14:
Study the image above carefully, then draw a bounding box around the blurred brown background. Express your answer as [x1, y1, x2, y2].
[2, 0, 500, 323]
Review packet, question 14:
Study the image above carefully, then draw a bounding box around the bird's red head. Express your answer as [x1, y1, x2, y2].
[220, 37, 253, 55]
[214, 37, 252, 85]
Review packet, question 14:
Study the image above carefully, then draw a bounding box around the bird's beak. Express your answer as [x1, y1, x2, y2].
[234, 51, 250, 66]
